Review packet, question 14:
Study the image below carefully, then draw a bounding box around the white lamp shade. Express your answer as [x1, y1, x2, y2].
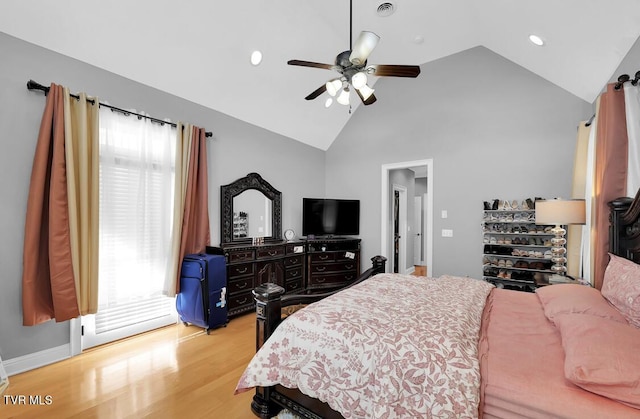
[337, 88, 350, 105]
[356, 84, 375, 100]
[325, 79, 342, 97]
[324, 97, 333, 108]
[351, 72, 368, 89]
[349, 31, 380, 65]
[535, 199, 586, 225]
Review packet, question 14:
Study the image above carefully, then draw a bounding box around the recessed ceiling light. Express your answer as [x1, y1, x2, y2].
[528, 34, 545, 46]
[250, 50, 263, 66]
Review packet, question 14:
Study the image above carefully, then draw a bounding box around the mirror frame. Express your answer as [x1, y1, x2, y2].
[220, 172, 282, 245]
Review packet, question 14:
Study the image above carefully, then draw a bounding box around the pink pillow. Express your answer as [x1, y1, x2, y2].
[554, 313, 640, 409]
[602, 254, 640, 328]
[535, 283, 628, 324]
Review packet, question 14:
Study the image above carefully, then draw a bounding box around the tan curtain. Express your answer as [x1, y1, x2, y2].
[567, 121, 591, 278]
[63, 88, 100, 314]
[164, 122, 193, 297]
[22, 84, 79, 325]
[593, 84, 628, 290]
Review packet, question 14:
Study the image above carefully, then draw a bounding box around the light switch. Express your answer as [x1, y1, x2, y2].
[441, 210, 448, 219]
[442, 229, 453, 237]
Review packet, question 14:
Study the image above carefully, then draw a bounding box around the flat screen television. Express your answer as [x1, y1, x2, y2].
[302, 198, 360, 237]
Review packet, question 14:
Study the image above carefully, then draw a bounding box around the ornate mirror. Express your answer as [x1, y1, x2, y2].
[220, 173, 282, 244]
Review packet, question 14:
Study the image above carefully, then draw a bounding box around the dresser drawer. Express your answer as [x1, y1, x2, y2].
[227, 276, 254, 295]
[227, 262, 254, 278]
[228, 291, 254, 310]
[285, 266, 303, 280]
[309, 261, 357, 274]
[228, 250, 255, 263]
[256, 246, 285, 260]
[309, 272, 357, 287]
[283, 254, 304, 267]
[285, 278, 303, 293]
[309, 252, 335, 263]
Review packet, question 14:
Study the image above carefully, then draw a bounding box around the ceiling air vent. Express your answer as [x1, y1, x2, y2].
[377, 2, 396, 17]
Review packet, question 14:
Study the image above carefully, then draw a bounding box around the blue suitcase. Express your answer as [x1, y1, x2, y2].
[176, 253, 227, 334]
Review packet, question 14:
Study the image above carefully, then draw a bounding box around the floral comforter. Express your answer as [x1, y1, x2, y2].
[235, 273, 494, 418]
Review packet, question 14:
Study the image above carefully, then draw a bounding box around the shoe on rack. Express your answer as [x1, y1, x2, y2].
[522, 200, 530, 210]
[492, 199, 499, 210]
[511, 200, 519, 210]
[526, 198, 535, 209]
[484, 201, 492, 210]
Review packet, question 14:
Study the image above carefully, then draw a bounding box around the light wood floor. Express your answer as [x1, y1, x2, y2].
[2, 314, 257, 418]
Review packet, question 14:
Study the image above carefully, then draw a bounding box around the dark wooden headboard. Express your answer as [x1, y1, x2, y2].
[609, 188, 640, 263]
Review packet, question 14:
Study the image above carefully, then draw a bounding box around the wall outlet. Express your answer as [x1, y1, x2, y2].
[442, 229, 453, 237]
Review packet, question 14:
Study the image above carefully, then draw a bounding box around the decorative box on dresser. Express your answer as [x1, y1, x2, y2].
[306, 238, 361, 293]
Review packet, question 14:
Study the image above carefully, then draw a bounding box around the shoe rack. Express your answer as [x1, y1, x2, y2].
[482, 198, 554, 292]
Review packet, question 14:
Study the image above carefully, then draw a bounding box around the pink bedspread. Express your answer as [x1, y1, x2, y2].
[479, 289, 640, 419]
[236, 274, 494, 418]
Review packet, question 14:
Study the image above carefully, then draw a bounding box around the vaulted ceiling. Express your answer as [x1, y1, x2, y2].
[2, 1, 640, 150]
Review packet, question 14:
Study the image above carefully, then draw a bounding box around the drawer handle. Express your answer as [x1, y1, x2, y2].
[345, 264, 354, 269]
[268, 251, 279, 256]
[316, 278, 326, 283]
[316, 267, 326, 272]
[290, 283, 299, 290]
[236, 267, 248, 274]
[345, 275, 354, 280]
[237, 254, 249, 260]
[290, 270, 298, 276]
[236, 297, 248, 305]
[319, 255, 329, 260]
[236, 281, 248, 289]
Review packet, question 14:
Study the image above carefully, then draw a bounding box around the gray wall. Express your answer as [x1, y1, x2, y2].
[0, 31, 325, 361]
[325, 46, 593, 278]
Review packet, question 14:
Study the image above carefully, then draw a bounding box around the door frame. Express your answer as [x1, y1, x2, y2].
[381, 159, 433, 276]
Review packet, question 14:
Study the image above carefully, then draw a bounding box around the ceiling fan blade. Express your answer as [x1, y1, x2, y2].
[368, 64, 421, 78]
[288, 60, 334, 70]
[349, 31, 380, 65]
[355, 89, 377, 106]
[305, 84, 327, 101]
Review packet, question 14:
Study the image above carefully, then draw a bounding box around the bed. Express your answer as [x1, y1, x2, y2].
[235, 193, 640, 419]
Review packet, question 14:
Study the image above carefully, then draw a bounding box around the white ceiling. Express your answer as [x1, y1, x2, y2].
[3, 1, 640, 150]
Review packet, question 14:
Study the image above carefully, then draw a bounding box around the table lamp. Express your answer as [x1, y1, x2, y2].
[535, 199, 586, 281]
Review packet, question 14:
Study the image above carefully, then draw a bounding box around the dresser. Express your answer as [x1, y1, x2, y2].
[306, 238, 361, 293]
[212, 238, 360, 317]
[215, 241, 306, 317]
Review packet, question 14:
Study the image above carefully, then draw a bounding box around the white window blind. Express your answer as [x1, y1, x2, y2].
[82, 109, 178, 349]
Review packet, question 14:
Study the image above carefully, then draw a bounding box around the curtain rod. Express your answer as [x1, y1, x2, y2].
[614, 71, 640, 91]
[26, 80, 212, 138]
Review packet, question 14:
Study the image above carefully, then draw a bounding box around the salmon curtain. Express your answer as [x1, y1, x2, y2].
[165, 124, 211, 296]
[22, 84, 78, 325]
[592, 84, 628, 290]
[573, 83, 632, 289]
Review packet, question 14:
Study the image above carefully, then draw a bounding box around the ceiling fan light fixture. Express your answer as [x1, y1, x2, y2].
[357, 84, 375, 101]
[337, 88, 351, 105]
[351, 72, 368, 89]
[349, 31, 380, 65]
[326, 79, 342, 97]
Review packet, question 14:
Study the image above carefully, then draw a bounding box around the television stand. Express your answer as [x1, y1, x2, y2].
[306, 237, 361, 293]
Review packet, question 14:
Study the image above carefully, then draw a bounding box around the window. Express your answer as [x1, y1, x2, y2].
[82, 109, 178, 349]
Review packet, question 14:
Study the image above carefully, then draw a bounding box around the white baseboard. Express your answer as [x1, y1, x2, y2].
[4, 344, 70, 376]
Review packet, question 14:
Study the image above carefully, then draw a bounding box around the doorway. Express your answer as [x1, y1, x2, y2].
[392, 185, 407, 273]
[381, 159, 433, 276]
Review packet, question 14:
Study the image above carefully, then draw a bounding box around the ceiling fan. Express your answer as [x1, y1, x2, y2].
[287, 0, 421, 107]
